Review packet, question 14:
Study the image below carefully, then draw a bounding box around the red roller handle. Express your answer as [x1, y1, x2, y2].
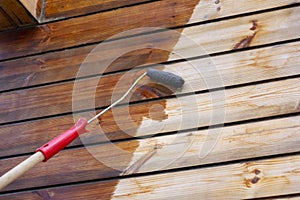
[36, 118, 88, 162]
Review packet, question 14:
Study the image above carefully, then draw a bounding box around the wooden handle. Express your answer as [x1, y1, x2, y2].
[0, 151, 45, 190]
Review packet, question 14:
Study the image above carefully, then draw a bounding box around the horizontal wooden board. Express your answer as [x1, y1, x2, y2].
[0, 119, 300, 197]
[0, 42, 299, 157]
[0, 1, 298, 60]
[20, 0, 300, 23]
[0, 6, 299, 92]
[50, 0, 151, 22]
[19, 0, 152, 22]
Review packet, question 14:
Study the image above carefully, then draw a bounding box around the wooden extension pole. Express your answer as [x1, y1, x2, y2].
[0, 118, 88, 191]
[0, 152, 45, 190]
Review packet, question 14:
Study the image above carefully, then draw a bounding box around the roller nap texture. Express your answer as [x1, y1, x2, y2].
[146, 68, 185, 89]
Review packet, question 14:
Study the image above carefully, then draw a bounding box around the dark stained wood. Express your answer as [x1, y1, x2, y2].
[0, 31, 178, 92]
[19, 0, 152, 22]
[0, 180, 120, 199]
[0, 1, 298, 61]
[0, 116, 299, 192]
[0, 8, 14, 31]
[0, 0, 36, 31]
[0, 0, 200, 60]
[43, 0, 152, 22]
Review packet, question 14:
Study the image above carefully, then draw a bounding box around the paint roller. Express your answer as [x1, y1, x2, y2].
[0, 68, 184, 190]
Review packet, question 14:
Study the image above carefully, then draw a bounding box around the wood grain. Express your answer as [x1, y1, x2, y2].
[0, 1, 298, 61]
[23, 0, 300, 23]
[0, 116, 299, 194]
[0, 9, 14, 31]
[44, 0, 152, 22]
[19, 0, 152, 22]
[0, 0, 36, 31]
[0, 6, 299, 92]
[0, 42, 299, 157]
[85, 155, 300, 199]
[0, 0, 200, 60]
[112, 155, 300, 199]
[0, 39, 299, 124]
[18, 0, 41, 21]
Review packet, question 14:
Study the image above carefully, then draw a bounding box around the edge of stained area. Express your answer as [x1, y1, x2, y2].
[8, 0, 203, 198]
[111, 0, 202, 199]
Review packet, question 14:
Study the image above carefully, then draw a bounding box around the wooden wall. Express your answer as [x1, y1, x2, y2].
[0, 0, 299, 199]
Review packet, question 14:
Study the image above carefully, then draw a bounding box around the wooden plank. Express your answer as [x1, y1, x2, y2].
[19, 0, 152, 23]
[271, 197, 300, 200]
[0, 121, 299, 196]
[20, 0, 299, 23]
[0, 38, 299, 125]
[0, 6, 299, 92]
[0, 42, 299, 157]
[0, 1, 298, 60]
[44, 0, 152, 22]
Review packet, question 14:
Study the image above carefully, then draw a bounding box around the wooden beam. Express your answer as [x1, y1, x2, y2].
[0, 0, 36, 31]
[0, 1, 298, 60]
[0, 116, 299, 194]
